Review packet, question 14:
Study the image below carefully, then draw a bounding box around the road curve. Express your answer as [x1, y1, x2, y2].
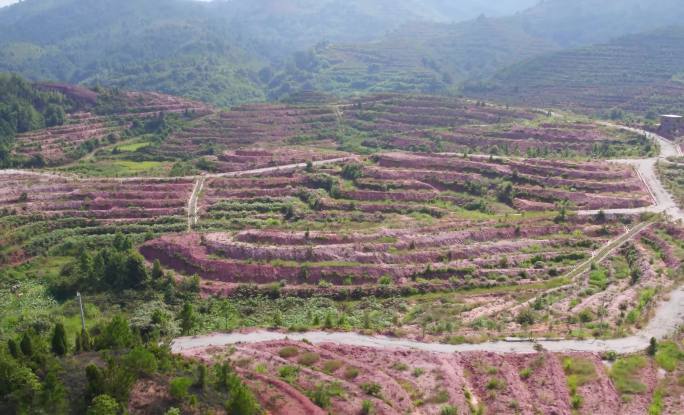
[172, 285, 684, 355]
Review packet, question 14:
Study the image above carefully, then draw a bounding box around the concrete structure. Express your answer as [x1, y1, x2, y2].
[658, 114, 683, 137]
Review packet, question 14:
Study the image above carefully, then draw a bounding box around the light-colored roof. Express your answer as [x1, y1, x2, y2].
[661, 114, 683, 118]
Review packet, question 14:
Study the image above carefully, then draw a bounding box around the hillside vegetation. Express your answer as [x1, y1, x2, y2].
[268, 0, 684, 99]
[3, 0, 684, 107]
[0, 73, 71, 167]
[466, 27, 684, 115]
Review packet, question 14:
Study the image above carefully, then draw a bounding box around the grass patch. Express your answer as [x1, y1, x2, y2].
[610, 356, 648, 395]
[655, 341, 684, 372]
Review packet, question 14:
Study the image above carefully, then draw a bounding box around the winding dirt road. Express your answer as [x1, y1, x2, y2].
[172, 285, 684, 354]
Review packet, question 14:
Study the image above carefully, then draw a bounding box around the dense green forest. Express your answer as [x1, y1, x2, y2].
[0, 73, 70, 167]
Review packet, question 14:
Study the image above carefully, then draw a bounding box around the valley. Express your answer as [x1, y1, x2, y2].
[2, 0, 684, 414]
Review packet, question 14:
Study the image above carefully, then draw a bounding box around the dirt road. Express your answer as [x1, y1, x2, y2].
[171, 285, 684, 355]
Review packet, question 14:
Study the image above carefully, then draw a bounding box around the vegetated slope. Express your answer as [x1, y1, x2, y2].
[267, 18, 557, 98]
[0, 0, 539, 106]
[268, 0, 684, 99]
[0, 0, 266, 107]
[467, 27, 684, 115]
[0, 74, 211, 167]
[0, 73, 73, 167]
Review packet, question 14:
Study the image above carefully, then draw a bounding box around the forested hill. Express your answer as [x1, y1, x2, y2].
[266, 0, 684, 100]
[0, 73, 71, 167]
[465, 26, 684, 116]
[3, 0, 684, 109]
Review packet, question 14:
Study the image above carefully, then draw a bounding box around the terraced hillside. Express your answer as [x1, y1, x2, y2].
[0, 172, 193, 266]
[154, 94, 654, 167]
[11, 87, 210, 166]
[179, 338, 684, 415]
[141, 154, 650, 290]
[468, 27, 684, 115]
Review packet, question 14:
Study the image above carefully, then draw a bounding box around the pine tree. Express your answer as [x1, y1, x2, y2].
[81, 328, 92, 351]
[179, 302, 196, 335]
[151, 259, 163, 280]
[20, 332, 33, 357]
[7, 339, 19, 358]
[51, 323, 68, 356]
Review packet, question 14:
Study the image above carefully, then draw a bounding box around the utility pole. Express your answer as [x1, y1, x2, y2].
[77, 292, 86, 331]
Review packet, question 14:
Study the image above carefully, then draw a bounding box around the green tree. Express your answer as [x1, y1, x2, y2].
[179, 302, 196, 335]
[7, 339, 19, 358]
[81, 328, 93, 352]
[45, 104, 66, 127]
[123, 347, 157, 378]
[225, 382, 261, 415]
[20, 332, 33, 357]
[151, 259, 164, 280]
[51, 323, 68, 356]
[169, 377, 193, 401]
[196, 365, 208, 390]
[496, 181, 515, 204]
[41, 369, 68, 414]
[125, 253, 149, 289]
[97, 315, 135, 350]
[87, 394, 120, 415]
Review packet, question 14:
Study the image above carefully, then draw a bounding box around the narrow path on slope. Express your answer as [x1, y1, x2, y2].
[0, 156, 358, 182]
[187, 176, 205, 231]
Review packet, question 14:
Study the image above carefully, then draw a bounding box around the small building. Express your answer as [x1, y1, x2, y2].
[658, 114, 684, 137]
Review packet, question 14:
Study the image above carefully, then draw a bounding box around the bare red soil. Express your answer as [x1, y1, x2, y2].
[179, 340, 660, 415]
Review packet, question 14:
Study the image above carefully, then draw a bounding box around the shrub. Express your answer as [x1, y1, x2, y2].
[322, 360, 343, 374]
[412, 367, 425, 377]
[570, 394, 582, 409]
[87, 394, 120, 415]
[519, 368, 531, 379]
[391, 362, 408, 371]
[516, 309, 536, 326]
[361, 382, 382, 397]
[361, 399, 374, 415]
[297, 352, 320, 366]
[306, 382, 344, 409]
[225, 381, 261, 415]
[123, 347, 157, 378]
[440, 405, 457, 415]
[278, 365, 299, 383]
[344, 366, 359, 379]
[378, 276, 392, 285]
[486, 378, 505, 390]
[278, 346, 299, 358]
[169, 377, 193, 401]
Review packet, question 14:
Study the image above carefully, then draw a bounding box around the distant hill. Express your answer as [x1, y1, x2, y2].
[268, 0, 684, 99]
[3, 0, 684, 106]
[0, 0, 541, 107]
[266, 17, 557, 99]
[465, 27, 684, 116]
